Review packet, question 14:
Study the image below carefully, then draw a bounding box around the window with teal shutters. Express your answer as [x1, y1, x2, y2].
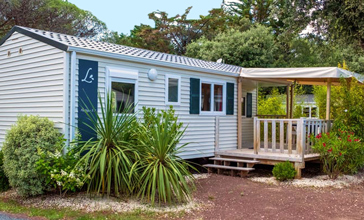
[226, 82, 234, 115]
[190, 78, 200, 114]
[247, 93, 253, 118]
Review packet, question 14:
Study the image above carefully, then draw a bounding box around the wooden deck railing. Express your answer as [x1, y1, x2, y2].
[253, 117, 332, 162]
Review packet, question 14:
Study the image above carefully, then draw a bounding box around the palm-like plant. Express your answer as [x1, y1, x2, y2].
[76, 92, 138, 196]
[134, 107, 197, 204]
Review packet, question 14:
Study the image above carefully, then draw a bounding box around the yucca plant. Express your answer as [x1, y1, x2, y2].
[133, 107, 197, 205]
[75, 92, 139, 197]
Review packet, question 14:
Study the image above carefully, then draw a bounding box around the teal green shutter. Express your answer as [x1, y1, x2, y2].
[247, 93, 253, 118]
[190, 78, 200, 114]
[226, 83, 234, 115]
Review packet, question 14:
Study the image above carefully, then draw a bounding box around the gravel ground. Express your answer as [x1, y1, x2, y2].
[250, 173, 364, 188]
[182, 174, 364, 220]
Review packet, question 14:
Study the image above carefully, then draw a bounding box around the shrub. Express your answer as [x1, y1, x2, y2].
[2, 115, 62, 197]
[134, 107, 197, 204]
[36, 145, 89, 196]
[0, 151, 9, 192]
[272, 161, 296, 181]
[311, 130, 364, 179]
[75, 92, 138, 197]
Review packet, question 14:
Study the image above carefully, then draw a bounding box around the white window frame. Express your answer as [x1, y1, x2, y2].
[199, 79, 226, 116]
[165, 74, 181, 106]
[106, 66, 139, 113]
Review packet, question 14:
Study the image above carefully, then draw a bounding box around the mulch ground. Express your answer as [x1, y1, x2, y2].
[183, 174, 364, 220]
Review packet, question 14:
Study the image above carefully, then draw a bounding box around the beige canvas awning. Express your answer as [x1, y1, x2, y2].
[241, 67, 363, 85]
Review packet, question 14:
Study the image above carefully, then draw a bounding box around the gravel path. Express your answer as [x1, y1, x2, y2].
[183, 174, 364, 220]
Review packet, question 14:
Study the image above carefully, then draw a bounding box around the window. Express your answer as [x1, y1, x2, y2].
[214, 84, 223, 111]
[111, 80, 135, 113]
[200, 81, 225, 114]
[201, 83, 211, 111]
[165, 75, 181, 105]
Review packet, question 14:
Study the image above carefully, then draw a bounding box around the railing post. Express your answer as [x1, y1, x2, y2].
[288, 121, 293, 154]
[264, 120, 268, 152]
[272, 120, 276, 152]
[253, 117, 259, 154]
[296, 119, 302, 156]
[301, 118, 306, 162]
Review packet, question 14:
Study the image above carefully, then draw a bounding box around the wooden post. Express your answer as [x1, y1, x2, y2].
[237, 78, 243, 149]
[254, 118, 260, 154]
[294, 162, 305, 179]
[286, 85, 290, 118]
[288, 121, 293, 154]
[290, 84, 295, 119]
[326, 79, 331, 121]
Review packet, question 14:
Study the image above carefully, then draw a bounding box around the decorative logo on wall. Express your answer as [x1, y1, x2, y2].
[78, 59, 98, 142]
[81, 68, 95, 84]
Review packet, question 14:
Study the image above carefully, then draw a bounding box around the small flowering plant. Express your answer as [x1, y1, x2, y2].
[36, 144, 89, 196]
[311, 130, 364, 179]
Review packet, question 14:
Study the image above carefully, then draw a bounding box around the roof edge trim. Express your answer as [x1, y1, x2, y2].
[68, 46, 240, 77]
[0, 26, 68, 51]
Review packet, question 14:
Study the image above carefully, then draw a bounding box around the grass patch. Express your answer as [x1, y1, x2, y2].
[0, 199, 158, 220]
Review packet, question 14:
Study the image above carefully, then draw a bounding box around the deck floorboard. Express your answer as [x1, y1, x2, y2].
[216, 148, 319, 162]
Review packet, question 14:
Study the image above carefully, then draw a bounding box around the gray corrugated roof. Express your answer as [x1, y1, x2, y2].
[3, 26, 242, 75]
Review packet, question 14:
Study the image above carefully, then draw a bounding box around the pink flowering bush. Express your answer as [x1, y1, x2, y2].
[311, 130, 364, 179]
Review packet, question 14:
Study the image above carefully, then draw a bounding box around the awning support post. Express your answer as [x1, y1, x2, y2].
[326, 79, 331, 121]
[286, 85, 290, 118]
[290, 84, 295, 119]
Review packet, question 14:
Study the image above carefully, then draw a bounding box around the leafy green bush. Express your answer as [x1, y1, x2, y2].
[0, 151, 9, 192]
[311, 131, 364, 179]
[314, 78, 364, 139]
[36, 145, 89, 196]
[134, 107, 197, 204]
[75, 92, 138, 197]
[2, 115, 62, 197]
[272, 161, 296, 181]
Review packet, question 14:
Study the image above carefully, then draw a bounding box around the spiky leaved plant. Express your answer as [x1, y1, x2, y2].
[76, 92, 139, 196]
[133, 107, 197, 205]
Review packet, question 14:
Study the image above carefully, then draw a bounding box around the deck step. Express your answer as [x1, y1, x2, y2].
[209, 157, 260, 164]
[203, 164, 255, 171]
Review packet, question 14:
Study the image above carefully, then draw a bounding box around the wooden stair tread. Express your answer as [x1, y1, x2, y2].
[203, 164, 255, 171]
[209, 157, 259, 164]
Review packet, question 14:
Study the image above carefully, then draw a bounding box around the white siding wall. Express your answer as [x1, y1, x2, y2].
[76, 54, 238, 159]
[0, 32, 65, 145]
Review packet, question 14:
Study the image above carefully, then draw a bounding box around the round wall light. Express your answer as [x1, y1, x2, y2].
[148, 68, 158, 81]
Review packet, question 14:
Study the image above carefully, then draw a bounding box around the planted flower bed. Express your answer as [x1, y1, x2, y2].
[311, 130, 364, 179]
[0, 92, 197, 207]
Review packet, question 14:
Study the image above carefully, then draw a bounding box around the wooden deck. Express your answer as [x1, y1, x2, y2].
[216, 148, 320, 163]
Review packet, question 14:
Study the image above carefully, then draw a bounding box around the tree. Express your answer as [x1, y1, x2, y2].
[226, 0, 272, 25]
[186, 25, 277, 67]
[146, 7, 241, 55]
[258, 87, 286, 116]
[103, 24, 173, 54]
[104, 7, 244, 55]
[316, 0, 364, 50]
[0, 0, 106, 38]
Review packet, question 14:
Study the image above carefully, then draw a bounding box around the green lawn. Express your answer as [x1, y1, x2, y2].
[0, 199, 161, 220]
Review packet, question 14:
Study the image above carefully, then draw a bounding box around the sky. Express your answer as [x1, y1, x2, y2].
[69, 0, 223, 34]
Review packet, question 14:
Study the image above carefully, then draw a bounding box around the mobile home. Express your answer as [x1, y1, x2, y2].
[1, 26, 361, 177]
